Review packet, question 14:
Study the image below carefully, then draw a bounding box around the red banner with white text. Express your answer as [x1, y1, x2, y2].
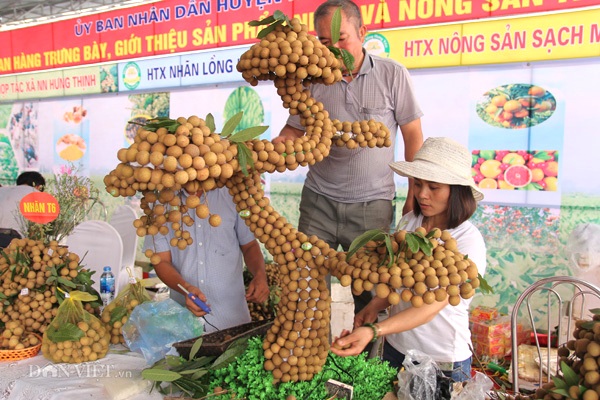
[1, 0, 599, 75]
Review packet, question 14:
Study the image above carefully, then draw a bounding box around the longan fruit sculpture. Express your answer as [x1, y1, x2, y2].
[104, 14, 481, 383]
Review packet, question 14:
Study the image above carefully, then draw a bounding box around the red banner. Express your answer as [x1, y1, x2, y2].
[1, 0, 598, 75]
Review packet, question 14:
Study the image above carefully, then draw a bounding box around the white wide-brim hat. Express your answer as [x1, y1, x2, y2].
[389, 137, 484, 202]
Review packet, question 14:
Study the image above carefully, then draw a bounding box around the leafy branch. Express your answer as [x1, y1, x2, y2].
[328, 7, 355, 75]
[142, 336, 249, 398]
[128, 116, 180, 133]
[248, 9, 355, 75]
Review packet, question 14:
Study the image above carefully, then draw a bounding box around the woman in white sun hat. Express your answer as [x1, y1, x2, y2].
[331, 137, 487, 382]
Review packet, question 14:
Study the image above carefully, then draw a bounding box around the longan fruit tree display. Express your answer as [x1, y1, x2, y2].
[104, 12, 482, 383]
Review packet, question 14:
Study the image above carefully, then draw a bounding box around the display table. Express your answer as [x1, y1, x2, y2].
[0, 347, 162, 400]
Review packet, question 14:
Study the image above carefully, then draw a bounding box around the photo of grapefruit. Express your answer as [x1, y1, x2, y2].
[504, 165, 532, 188]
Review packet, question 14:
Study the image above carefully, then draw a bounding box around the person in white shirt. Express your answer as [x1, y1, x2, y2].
[330, 137, 486, 383]
[0, 171, 45, 245]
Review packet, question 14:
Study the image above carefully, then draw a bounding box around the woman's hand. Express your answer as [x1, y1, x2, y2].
[330, 326, 375, 356]
[353, 303, 380, 329]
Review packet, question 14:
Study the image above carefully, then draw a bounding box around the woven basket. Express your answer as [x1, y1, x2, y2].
[0, 334, 42, 361]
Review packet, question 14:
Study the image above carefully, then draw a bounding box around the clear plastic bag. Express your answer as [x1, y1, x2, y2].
[397, 350, 451, 400]
[122, 298, 203, 365]
[452, 371, 493, 400]
[101, 274, 152, 345]
[567, 223, 600, 273]
[41, 291, 111, 363]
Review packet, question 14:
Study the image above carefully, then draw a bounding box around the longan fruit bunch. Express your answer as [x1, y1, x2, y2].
[100, 277, 151, 345]
[226, 171, 333, 382]
[101, 298, 140, 345]
[237, 16, 391, 160]
[236, 17, 341, 87]
[330, 227, 480, 308]
[41, 318, 110, 363]
[0, 320, 40, 350]
[0, 238, 89, 334]
[531, 317, 600, 400]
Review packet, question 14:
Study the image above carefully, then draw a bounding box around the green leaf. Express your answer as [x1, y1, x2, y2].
[205, 113, 216, 133]
[57, 276, 77, 288]
[248, 15, 275, 26]
[330, 7, 342, 44]
[229, 125, 269, 143]
[46, 322, 85, 343]
[189, 337, 203, 360]
[257, 21, 283, 39]
[328, 46, 342, 58]
[211, 338, 249, 370]
[550, 388, 569, 397]
[141, 368, 182, 382]
[237, 143, 254, 176]
[221, 111, 244, 138]
[273, 10, 290, 25]
[347, 229, 387, 260]
[405, 234, 420, 254]
[581, 321, 595, 330]
[108, 305, 129, 325]
[590, 308, 600, 315]
[191, 369, 209, 380]
[561, 361, 580, 387]
[165, 355, 184, 367]
[552, 376, 567, 390]
[477, 273, 494, 294]
[384, 235, 394, 267]
[340, 49, 355, 74]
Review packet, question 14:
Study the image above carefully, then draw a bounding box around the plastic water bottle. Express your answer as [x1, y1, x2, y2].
[100, 266, 115, 307]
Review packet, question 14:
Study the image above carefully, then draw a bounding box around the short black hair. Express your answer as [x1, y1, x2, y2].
[412, 185, 477, 229]
[314, 0, 363, 32]
[16, 171, 45, 188]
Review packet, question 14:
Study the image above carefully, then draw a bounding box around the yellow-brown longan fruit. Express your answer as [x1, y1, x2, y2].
[448, 295, 461, 306]
[209, 214, 222, 227]
[411, 295, 423, 308]
[196, 204, 209, 219]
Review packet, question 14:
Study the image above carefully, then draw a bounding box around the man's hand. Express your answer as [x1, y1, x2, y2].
[245, 275, 269, 304]
[330, 327, 373, 357]
[184, 285, 210, 317]
[273, 124, 305, 144]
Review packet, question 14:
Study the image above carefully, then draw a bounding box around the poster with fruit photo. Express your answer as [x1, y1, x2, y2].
[467, 66, 564, 208]
[47, 100, 90, 176]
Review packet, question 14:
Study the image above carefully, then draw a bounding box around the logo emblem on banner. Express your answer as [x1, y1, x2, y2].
[364, 33, 390, 58]
[122, 62, 141, 90]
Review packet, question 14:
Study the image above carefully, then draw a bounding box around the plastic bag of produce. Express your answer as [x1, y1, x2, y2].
[41, 290, 110, 363]
[397, 349, 450, 400]
[567, 223, 600, 313]
[567, 223, 600, 273]
[452, 371, 493, 399]
[122, 298, 203, 365]
[101, 273, 152, 345]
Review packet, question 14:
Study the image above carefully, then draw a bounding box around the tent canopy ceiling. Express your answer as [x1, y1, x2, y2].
[0, 0, 152, 30]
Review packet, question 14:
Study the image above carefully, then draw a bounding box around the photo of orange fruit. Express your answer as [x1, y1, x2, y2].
[472, 149, 559, 191]
[56, 133, 86, 161]
[63, 105, 87, 124]
[476, 84, 556, 129]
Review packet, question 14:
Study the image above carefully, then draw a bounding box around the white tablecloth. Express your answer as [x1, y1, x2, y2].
[0, 347, 163, 400]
